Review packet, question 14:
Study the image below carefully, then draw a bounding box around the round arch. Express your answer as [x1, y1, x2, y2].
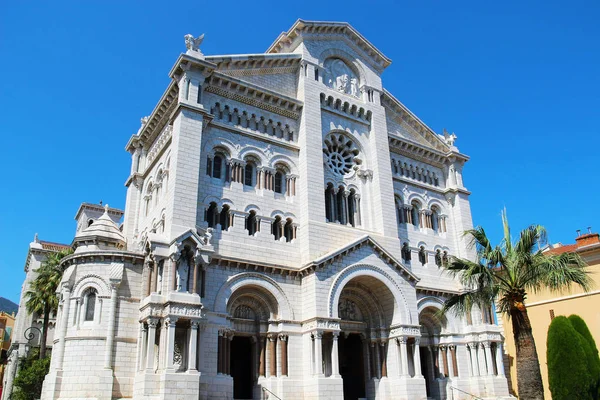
[328, 263, 412, 325]
[213, 272, 294, 320]
[72, 274, 110, 298]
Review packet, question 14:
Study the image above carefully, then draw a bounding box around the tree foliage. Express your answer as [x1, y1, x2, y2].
[441, 210, 590, 400]
[10, 350, 51, 400]
[24, 249, 72, 358]
[568, 315, 600, 399]
[547, 316, 597, 400]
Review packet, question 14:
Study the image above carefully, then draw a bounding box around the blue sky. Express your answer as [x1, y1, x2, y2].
[1, 1, 599, 304]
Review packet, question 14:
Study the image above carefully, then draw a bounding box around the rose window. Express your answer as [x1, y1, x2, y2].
[323, 134, 361, 176]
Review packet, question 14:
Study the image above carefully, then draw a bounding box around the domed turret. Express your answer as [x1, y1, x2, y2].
[73, 204, 126, 252]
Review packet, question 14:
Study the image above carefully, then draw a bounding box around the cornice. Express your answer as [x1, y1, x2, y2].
[204, 72, 303, 120]
[209, 120, 300, 151]
[205, 53, 301, 72]
[267, 20, 391, 71]
[60, 250, 145, 268]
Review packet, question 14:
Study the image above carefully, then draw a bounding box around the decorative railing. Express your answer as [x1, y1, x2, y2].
[449, 385, 484, 400]
[262, 386, 283, 400]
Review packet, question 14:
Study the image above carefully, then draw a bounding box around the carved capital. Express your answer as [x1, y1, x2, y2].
[278, 334, 288, 342]
[147, 318, 159, 328]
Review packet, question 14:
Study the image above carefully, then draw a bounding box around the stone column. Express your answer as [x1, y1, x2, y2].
[450, 345, 459, 377]
[192, 255, 199, 295]
[441, 346, 449, 378]
[398, 337, 409, 376]
[331, 332, 340, 378]
[165, 318, 178, 371]
[171, 255, 178, 292]
[373, 340, 381, 379]
[226, 333, 232, 375]
[427, 346, 436, 381]
[146, 260, 153, 296]
[363, 336, 372, 379]
[268, 334, 277, 377]
[478, 343, 487, 375]
[150, 264, 157, 294]
[137, 322, 147, 371]
[279, 334, 288, 377]
[495, 343, 505, 376]
[187, 321, 199, 372]
[104, 283, 118, 369]
[54, 285, 71, 370]
[380, 341, 388, 377]
[259, 335, 266, 376]
[484, 342, 494, 376]
[469, 343, 479, 376]
[314, 332, 324, 376]
[146, 318, 158, 371]
[413, 339, 423, 377]
[217, 330, 224, 374]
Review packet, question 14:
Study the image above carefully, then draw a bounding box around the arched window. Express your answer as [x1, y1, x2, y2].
[325, 183, 336, 222]
[336, 186, 347, 225]
[272, 216, 282, 240]
[431, 206, 440, 232]
[213, 154, 223, 179]
[246, 210, 258, 236]
[411, 201, 421, 228]
[87, 219, 94, 227]
[274, 171, 284, 194]
[284, 218, 294, 242]
[206, 202, 218, 228]
[244, 163, 255, 187]
[84, 289, 97, 322]
[395, 197, 404, 224]
[348, 189, 358, 227]
[219, 205, 231, 231]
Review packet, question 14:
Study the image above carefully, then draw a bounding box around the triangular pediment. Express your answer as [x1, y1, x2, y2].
[303, 235, 419, 283]
[267, 20, 392, 72]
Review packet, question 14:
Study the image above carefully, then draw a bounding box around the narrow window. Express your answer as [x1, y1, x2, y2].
[244, 163, 254, 186]
[213, 155, 223, 179]
[219, 205, 231, 230]
[314, 68, 319, 81]
[206, 202, 218, 228]
[284, 219, 294, 242]
[272, 216, 282, 240]
[411, 202, 420, 228]
[84, 290, 96, 321]
[325, 184, 335, 222]
[274, 171, 284, 194]
[197, 84, 202, 103]
[246, 211, 258, 236]
[431, 207, 440, 232]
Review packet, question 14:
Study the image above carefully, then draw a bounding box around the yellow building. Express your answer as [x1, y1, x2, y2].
[0, 312, 16, 397]
[501, 230, 600, 399]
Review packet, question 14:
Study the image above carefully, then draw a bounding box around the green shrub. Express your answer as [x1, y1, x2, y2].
[547, 316, 592, 400]
[569, 314, 600, 400]
[10, 351, 50, 400]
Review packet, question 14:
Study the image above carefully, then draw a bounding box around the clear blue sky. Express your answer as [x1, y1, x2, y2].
[1, 1, 599, 304]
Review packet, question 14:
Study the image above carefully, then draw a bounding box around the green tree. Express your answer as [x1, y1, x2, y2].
[547, 316, 592, 400]
[441, 210, 590, 400]
[10, 350, 51, 400]
[568, 314, 600, 399]
[25, 249, 72, 359]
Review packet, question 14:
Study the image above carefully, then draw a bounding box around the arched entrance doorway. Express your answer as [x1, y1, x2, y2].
[336, 275, 399, 400]
[227, 285, 279, 399]
[418, 306, 447, 400]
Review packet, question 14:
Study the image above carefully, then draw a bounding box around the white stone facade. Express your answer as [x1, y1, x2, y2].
[32, 20, 512, 400]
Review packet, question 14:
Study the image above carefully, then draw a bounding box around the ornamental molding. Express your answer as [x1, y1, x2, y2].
[204, 72, 302, 120]
[302, 317, 341, 332]
[165, 303, 204, 319]
[320, 92, 371, 125]
[222, 65, 299, 77]
[206, 53, 301, 72]
[389, 324, 422, 338]
[146, 124, 173, 166]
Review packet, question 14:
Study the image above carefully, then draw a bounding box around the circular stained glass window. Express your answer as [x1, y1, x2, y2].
[323, 134, 361, 176]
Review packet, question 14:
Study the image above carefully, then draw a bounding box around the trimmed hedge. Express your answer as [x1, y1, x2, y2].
[547, 316, 592, 400]
[569, 314, 600, 400]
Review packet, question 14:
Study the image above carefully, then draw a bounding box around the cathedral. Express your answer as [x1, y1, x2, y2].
[12, 20, 513, 400]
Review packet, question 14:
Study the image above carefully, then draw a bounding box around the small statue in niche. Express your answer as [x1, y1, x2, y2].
[350, 78, 359, 97]
[418, 246, 428, 266]
[442, 251, 450, 267]
[401, 242, 412, 262]
[176, 251, 190, 292]
[435, 249, 442, 267]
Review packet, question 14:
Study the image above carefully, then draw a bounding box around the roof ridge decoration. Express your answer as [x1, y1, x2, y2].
[267, 19, 392, 71]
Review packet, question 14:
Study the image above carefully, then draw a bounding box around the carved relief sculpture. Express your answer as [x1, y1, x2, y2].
[324, 58, 360, 98]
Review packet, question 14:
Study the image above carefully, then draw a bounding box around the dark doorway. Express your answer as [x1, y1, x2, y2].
[339, 333, 366, 400]
[231, 336, 253, 399]
[421, 349, 431, 397]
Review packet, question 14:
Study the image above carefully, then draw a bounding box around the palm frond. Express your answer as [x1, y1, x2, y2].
[529, 251, 592, 293]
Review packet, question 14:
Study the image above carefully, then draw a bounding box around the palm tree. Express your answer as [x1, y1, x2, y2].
[25, 249, 72, 359]
[441, 211, 590, 400]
